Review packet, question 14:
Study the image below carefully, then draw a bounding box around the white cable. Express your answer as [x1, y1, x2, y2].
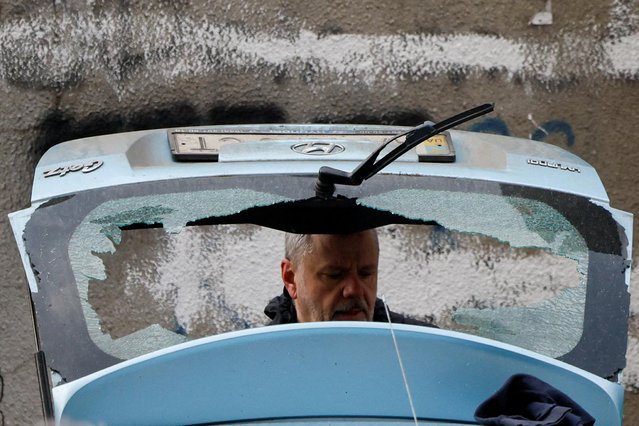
[382, 294, 419, 426]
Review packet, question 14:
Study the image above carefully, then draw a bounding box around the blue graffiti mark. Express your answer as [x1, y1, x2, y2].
[430, 225, 458, 252]
[469, 117, 575, 147]
[469, 117, 511, 136]
[175, 323, 187, 336]
[531, 120, 575, 147]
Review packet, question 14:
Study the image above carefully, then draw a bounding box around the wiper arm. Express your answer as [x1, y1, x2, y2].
[314, 103, 494, 198]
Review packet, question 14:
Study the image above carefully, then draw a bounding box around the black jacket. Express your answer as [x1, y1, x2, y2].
[264, 288, 437, 327]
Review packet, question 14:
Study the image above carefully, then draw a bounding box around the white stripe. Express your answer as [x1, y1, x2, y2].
[0, 12, 637, 86]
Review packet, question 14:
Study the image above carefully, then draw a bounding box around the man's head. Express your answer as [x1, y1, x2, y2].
[281, 230, 379, 322]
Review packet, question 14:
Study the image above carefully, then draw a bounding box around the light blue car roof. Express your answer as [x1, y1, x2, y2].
[53, 323, 623, 425]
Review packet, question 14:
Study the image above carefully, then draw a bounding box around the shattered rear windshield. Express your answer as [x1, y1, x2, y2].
[78, 190, 586, 362]
[23, 175, 629, 382]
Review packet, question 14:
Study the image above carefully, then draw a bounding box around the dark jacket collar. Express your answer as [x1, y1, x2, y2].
[264, 288, 436, 327]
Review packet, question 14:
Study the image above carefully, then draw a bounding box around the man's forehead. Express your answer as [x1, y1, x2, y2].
[308, 231, 379, 253]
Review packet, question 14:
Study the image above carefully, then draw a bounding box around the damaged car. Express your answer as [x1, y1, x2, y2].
[9, 104, 634, 425]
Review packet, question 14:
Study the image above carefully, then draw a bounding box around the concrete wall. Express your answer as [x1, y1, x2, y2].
[1, 0, 638, 424]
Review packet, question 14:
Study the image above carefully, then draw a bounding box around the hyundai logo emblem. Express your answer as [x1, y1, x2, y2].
[291, 142, 345, 155]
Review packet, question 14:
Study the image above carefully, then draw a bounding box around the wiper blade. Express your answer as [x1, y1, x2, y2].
[314, 103, 494, 198]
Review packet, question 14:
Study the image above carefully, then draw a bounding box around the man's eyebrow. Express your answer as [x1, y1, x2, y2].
[319, 265, 346, 272]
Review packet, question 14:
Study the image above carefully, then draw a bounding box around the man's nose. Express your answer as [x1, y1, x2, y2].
[342, 273, 365, 298]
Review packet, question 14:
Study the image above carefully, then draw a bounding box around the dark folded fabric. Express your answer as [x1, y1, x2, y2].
[474, 374, 595, 426]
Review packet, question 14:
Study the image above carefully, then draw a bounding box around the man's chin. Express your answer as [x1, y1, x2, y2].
[332, 310, 369, 321]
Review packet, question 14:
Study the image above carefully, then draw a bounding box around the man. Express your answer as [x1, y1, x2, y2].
[264, 229, 435, 326]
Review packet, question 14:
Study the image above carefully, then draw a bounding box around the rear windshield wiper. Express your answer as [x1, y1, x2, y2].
[314, 103, 494, 198]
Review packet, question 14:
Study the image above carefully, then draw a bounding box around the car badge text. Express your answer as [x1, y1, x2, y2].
[292, 142, 345, 155]
[527, 158, 581, 173]
[43, 160, 104, 178]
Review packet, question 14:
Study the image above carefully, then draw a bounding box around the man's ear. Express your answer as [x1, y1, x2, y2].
[281, 258, 298, 299]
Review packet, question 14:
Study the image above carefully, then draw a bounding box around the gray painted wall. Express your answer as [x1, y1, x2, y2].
[1, 1, 638, 424]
